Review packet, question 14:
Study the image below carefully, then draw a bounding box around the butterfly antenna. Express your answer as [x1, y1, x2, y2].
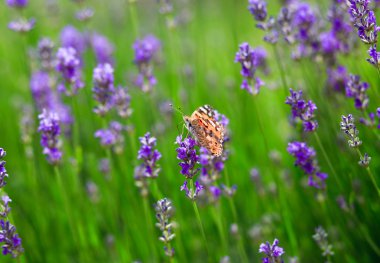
[169, 103, 184, 115]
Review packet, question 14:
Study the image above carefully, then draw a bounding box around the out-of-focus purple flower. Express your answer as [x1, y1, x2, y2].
[95, 121, 124, 153]
[155, 198, 175, 257]
[6, 0, 28, 8]
[360, 107, 380, 128]
[91, 33, 114, 65]
[327, 65, 348, 93]
[235, 43, 267, 95]
[56, 47, 84, 96]
[38, 38, 56, 71]
[38, 109, 62, 165]
[313, 226, 334, 258]
[348, 0, 380, 66]
[292, 3, 316, 42]
[285, 89, 318, 132]
[99, 158, 111, 179]
[60, 25, 86, 56]
[113, 86, 133, 119]
[175, 136, 199, 179]
[133, 35, 161, 92]
[92, 63, 115, 116]
[287, 141, 327, 189]
[8, 18, 35, 33]
[345, 74, 369, 110]
[248, 0, 267, 22]
[180, 180, 204, 200]
[259, 238, 285, 263]
[76, 8, 94, 22]
[340, 114, 362, 148]
[0, 150, 8, 188]
[30, 71, 73, 127]
[136, 132, 162, 178]
[86, 181, 100, 203]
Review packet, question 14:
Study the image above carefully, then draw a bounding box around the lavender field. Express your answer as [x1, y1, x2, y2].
[1, 0, 380, 262]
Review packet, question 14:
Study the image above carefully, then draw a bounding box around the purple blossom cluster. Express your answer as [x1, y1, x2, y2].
[113, 86, 133, 119]
[175, 136, 204, 200]
[154, 198, 175, 257]
[340, 114, 362, 148]
[259, 238, 285, 263]
[56, 47, 84, 96]
[287, 142, 328, 189]
[6, 0, 28, 8]
[347, 0, 380, 66]
[0, 149, 24, 258]
[235, 42, 267, 95]
[326, 65, 349, 93]
[312, 226, 334, 258]
[345, 74, 369, 110]
[6, 0, 35, 34]
[285, 89, 318, 132]
[38, 109, 62, 165]
[37, 38, 56, 71]
[60, 25, 86, 56]
[95, 121, 125, 153]
[91, 33, 114, 65]
[92, 63, 115, 116]
[133, 35, 161, 92]
[360, 108, 380, 128]
[137, 132, 162, 178]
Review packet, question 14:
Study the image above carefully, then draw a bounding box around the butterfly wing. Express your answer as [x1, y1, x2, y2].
[190, 105, 224, 156]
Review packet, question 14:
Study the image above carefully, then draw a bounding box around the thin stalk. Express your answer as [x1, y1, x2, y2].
[128, 0, 139, 38]
[355, 149, 380, 198]
[313, 132, 342, 191]
[189, 179, 210, 258]
[211, 205, 228, 255]
[272, 44, 289, 97]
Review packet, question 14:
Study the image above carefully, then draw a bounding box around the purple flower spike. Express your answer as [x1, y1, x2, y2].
[92, 63, 115, 116]
[175, 136, 199, 179]
[133, 35, 161, 92]
[345, 74, 369, 110]
[91, 33, 114, 64]
[259, 238, 285, 263]
[6, 0, 28, 8]
[137, 132, 162, 178]
[56, 47, 84, 96]
[8, 18, 35, 33]
[60, 25, 86, 56]
[38, 109, 62, 165]
[287, 141, 327, 189]
[235, 42, 267, 95]
[113, 86, 133, 119]
[285, 89, 318, 132]
[248, 0, 267, 22]
[95, 121, 125, 153]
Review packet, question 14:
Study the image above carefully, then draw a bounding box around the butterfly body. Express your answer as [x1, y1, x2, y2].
[183, 105, 224, 157]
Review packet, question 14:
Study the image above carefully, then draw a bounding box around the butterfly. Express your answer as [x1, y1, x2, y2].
[182, 105, 225, 157]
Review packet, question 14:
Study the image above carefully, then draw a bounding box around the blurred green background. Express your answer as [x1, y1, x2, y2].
[1, 0, 380, 262]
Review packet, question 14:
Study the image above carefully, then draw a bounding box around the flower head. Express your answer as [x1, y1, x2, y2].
[345, 74, 369, 110]
[91, 33, 114, 64]
[38, 38, 56, 71]
[175, 136, 199, 179]
[287, 141, 327, 188]
[92, 63, 115, 116]
[259, 238, 285, 263]
[6, 0, 28, 8]
[313, 226, 334, 258]
[38, 109, 62, 165]
[285, 89, 318, 132]
[95, 121, 125, 153]
[248, 0, 267, 22]
[60, 25, 86, 55]
[155, 198, 175, 257]
[8, 18, 35, 33]
[113, 86, 133, 119]
[340, 114, 362, 148]
[137, 132, 162, 178]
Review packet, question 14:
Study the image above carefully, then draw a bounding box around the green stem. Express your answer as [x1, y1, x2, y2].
[128, 0, 139, 38]
[189, 179, 209, 258]
[313, 133, 342, 191]
[355, 149, 380, 198]
[211, 205, 228, 254]
[272, 44, 289, 97]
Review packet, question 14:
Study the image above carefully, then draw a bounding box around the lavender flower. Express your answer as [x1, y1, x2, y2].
[137, 132, 162, 178]
[8, 18, 35, 33]
[38, 38, 56, 71]
[92, 63, 115, 116]
[95, 121, 124, 153]
[285, 89, 318, 132]
[38, 109, 62, 165]
[340, 114, 362, 148]
[91, 33, 114, 64]
[312, 226, 334, 258]
[360, 108, 380, 128]
[0, 150, 24, 258]
[113, 86, 133, 119]
[235, 43, 267, 95]
[60, 25, 86, 56]
[76, 8, 94, 22]
[345, 74, 369, 110]
[180, 180, 204, 200]
[175, 136, 199, 179]
[6, 0, 28, 8]
[259, 238, 285, 263]
[56, 47, 84, 96]
[287, 141, 328, 189]
[358, 153, 371, 167]
[248, 0, 267, 22]
[155, 198, 175, 257]
[347, 0, 380, 66]
[326, 66, 348, 93]
[133, 35, 161, 92]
